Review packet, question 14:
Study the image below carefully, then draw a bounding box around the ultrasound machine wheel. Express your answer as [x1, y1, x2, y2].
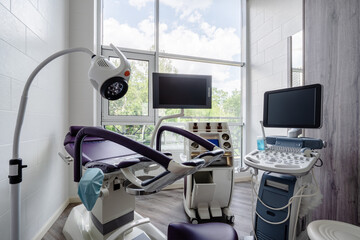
[190, 218, 199, 224]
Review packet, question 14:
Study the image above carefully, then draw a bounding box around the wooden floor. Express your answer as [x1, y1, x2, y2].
[43, 182, 253, 240]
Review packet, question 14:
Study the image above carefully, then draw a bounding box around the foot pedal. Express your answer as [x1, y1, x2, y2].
[197, 203, 210, 219]
[210, 202, 222, 217]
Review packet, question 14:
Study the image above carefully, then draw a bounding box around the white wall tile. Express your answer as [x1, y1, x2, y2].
[258, 27, 281, 53]
[252, 51, 265, 66]
[263, 0, 283, 21]
[272, 55, 287, 74]
[23, 193, 41, 234]
[0, 180, 10, 216]
[250, 10, 264, 32]
[249, 0, 262, 19]
[0, 111, 16, 146]
[0, 0, 70, 239]
[11, 0, 47, 40]
[28, 0, 38, 8]
[258, 72, 282, 93]
[250, 42, 258, 57]
[0, 75, 11, 110]
[282, 14, 302, 39]
[250, 61, 272, 81]
[250, 79, 258, 96]
[251, 18, 273, 43]
[273, 8, 299, 29]
[0, 211, 11, 240]
[0, 0, 10, 10]
[10, 78, 24, 111]
[0, 4, 26, 52]
[38, 0, 52, 22]
[0, 40, 37, 81]
[264, 39, 287, 62]
[0, 145, 11, 181]
[26, 28, 48, 62]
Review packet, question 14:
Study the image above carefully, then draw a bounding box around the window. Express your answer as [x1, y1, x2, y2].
[158, 0, 241, 61]
[101, 51, 155, 123]
[100, 0, 245, 168]
[288, 31, 303, 87]
[102, 0, 155, 51]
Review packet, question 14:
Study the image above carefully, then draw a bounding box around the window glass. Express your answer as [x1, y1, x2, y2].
[104, 124, 184, 152]
[291, 31, 303, 87]
[159, 0, 241, 61]
[108, 58, 149, 116]
[105, 124, 154, 145]
[159, 58, 241, 120]
[229, 124, 242, 157]
[103, 0, 155, 51]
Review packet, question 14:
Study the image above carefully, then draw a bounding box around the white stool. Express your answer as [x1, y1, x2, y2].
[307, 220, 360, 240]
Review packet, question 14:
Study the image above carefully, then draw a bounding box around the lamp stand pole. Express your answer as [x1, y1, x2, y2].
[9, 47, 94, 240]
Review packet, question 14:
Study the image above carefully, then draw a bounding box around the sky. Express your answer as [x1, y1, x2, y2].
[102, 0, 242, 92]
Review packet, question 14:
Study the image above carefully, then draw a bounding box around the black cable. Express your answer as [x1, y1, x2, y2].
[315, 158, 323, 167]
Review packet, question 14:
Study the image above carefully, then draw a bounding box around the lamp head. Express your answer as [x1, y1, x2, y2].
[88, 44, 131, 100]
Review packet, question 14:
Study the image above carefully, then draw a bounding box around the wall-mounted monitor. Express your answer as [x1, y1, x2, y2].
[153, 73, 212, 109]
[263, 84, 322, 128]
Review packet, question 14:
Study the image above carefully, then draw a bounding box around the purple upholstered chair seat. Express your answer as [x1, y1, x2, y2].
[168, 222, 238, 240]
[64, 126, 151, 173]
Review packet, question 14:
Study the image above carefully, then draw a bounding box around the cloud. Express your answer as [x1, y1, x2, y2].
[128, 0, 212, 22]
[103, 16, 241, 91]
[104, 16, 240, 61]
[159, 23, 240, 61]
[161, 0, 212, 19]
[128, 0, 153, 10]
[187, 11, 202, 23]
[166, 58, 240, 92]
[103, 17, 154, 50]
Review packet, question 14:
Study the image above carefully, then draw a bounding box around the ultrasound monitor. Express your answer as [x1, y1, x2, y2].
[153, 73, 211, 109]
[263, 84, 322, 129]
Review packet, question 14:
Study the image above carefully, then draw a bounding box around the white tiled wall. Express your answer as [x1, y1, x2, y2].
[0, 0, 69, 239]
[245, 0, 303, 153]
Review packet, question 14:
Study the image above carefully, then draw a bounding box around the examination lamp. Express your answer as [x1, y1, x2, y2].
[8, 43, 131, 240]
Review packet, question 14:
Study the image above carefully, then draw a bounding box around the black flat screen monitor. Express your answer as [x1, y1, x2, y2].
[263, 84, 322, 128]
[153, 73, 212, 109]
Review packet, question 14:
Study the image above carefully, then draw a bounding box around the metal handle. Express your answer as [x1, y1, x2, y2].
[58, 152, 73, 165]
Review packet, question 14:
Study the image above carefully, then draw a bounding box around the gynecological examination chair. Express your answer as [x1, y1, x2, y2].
[62, 125, 238, 240]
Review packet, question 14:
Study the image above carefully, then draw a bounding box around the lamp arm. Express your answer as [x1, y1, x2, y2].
[12, 47, 94, 158]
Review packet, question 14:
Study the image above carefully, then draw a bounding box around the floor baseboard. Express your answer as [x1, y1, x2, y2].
[32, 199, 70, 240]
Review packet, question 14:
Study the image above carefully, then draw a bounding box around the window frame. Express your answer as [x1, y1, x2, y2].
[98, 0, 247, 167]
[101, 46, 156, 124]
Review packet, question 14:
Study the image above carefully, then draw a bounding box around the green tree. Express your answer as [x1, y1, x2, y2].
[109, 59, 149, 116]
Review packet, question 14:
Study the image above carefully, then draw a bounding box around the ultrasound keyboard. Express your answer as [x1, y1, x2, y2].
[244, 148, 320, 176]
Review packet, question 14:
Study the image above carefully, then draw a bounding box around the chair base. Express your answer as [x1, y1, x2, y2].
[63, 205, 166, 240]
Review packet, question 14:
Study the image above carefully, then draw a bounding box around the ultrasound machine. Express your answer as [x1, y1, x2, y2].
[244, 84, 325, 240]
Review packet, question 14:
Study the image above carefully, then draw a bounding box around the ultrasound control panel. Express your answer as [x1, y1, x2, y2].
[245, 148, 320, 176]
